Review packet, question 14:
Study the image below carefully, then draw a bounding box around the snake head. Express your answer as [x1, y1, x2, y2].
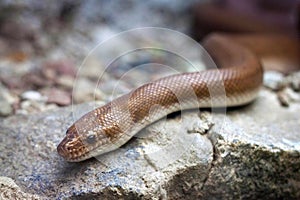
[57, 123, 112, 162]
[57, 124, 90, 162]
[57, 98, 145, 162]
[57, 109, 126, 162]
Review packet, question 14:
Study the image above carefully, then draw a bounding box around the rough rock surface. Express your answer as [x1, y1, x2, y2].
[0, 1, 299, 199]
[201, 89, 300, 199]
[0, 87, 300, 199]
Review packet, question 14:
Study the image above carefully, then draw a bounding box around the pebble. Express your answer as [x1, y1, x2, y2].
[277, 89, 290, 107]
[7, 51, 29, 63]
[0, 83, 15, 116]
[284, 71, 300, 91]
[41, 88, 71, 106]
[17, 100, 58, 115]
[187, 112, 214, 135]
[277, 87, 300, 107]
[0, 99, 13, 117]
[21, 90, 46, 102]
[79, 57, 105, 79]
[263, 71, 285, 90]
[56, 75, 74, 89]
[73, 78, 105, 103]
[23, 72, 52, 88]
[43, 59, 77, 77]
[275, 71, 300, 107]
[18, 100, 45, 115]
[100, 78, 131, 98]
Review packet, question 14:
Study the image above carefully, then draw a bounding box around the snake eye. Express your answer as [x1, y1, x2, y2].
[86, 134, 97, 144]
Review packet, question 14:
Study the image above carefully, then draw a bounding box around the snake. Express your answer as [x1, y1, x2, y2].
[56, 33, 299, 162]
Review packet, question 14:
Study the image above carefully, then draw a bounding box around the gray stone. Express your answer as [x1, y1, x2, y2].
[0, 99, 12, 117]
[0, 83, 14, 117]
[285, 71, 300, 91]
[0, 101, 212, 199]
[72, 78, 106, 103]
[41, 88, 71, 106]
[0, 87, 299, 199]
[278, 87, 300, 107]
[263, 71, 285, 90]
[201, 89, 300, 199]
[17, 100, 57, 115]
[21, 91, 46, 102]
[0, 177, 40, 199]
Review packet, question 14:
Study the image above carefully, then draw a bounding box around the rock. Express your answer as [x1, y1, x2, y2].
[99, 78, 131, 100]
[22, 72, 52, 89]
[78, 56, 106, 79]
[72, 78, 106, 103]
[264, 71, 300, 106]
[199, 89, 300, 199]
[0, 15, 37, 41]
[43, 59, 77, 77]
[6, 51, 29, 63]
[0, 87, 299, 199]
[277, 87, 300, 107]
[41, 88, 71, 106]
[17, 100, 53, 115]
[0, 83, 15, 116]
[0, 177, 40, 200]
[277, 89, 290, 107]
[56, 75, 74, 89]
[263, 71, 285, 90]
[21, 90, 46, 102]
[284, 71, 300, 91]
[0, 99, 12, 117]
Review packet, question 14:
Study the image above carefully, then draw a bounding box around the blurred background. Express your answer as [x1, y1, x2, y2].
[0, 0, 298, 117]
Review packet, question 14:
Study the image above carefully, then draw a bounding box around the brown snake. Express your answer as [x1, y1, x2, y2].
[57, 33, 299, 162]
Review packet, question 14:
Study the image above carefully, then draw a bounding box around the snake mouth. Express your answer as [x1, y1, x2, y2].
[57, 141, 89, 162]
[57, 138, 69, 159]
[57, 135, 90, 162]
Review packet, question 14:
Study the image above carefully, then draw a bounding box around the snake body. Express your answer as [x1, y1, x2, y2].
[57, 34, 267, 162]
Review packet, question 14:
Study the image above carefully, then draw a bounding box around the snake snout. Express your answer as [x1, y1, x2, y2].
[57, 137, 70, 159]
[57, 126, 89, 161]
